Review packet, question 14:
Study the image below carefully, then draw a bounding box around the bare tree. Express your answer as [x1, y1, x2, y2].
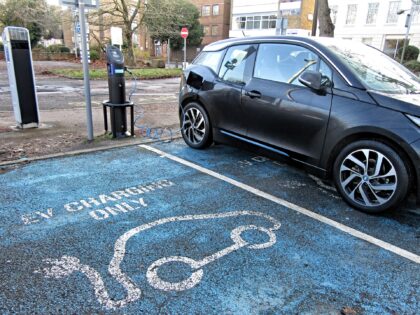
[89, 0, 147, 66]
[317, 0, 335, 37]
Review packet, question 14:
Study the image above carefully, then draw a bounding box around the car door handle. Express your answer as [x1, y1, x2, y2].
[245, 90, 262, 99]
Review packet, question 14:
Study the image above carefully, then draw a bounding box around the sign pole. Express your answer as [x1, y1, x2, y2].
[183, 37, 186, 69]
[78, 0, 94, 141]
[180, 27, 188, 69]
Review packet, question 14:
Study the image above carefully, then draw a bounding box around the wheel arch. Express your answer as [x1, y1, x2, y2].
[179, 94, 211, 119]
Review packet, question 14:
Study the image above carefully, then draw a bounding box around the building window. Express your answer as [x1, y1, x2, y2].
[203, 25, 210, 36]
[211, 25, 218, 36]
[237, 15, 276, 30]
[345, 4, 357, 25]
[330, 5, 338, 25]
[412, 6, 420, 24]
[362, 37, 373, 46]
[387, 1, 401, 24]
[236, 17, 246, 29]
[202, 5, 211, 16]
[366, 3, 379, 24]
[246, 16, 254, 29]
[212, 4, 219, 16]
[384, 38, 407, 58]
[280, 8, 301, 16]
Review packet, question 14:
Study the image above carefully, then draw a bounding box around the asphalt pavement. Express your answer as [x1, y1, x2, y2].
[0, 140, 419, 314]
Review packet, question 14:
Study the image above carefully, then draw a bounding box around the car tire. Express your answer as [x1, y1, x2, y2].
[333, 140, 409, 213]
[181, 102, 213, 149]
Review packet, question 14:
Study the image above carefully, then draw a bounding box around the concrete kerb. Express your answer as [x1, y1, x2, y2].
[0, 136, 183, 168]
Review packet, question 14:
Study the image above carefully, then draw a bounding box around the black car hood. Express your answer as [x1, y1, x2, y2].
[369, 91, 420, 116]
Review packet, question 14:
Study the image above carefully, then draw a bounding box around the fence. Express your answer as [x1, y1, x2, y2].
[170, 46, 201, 63]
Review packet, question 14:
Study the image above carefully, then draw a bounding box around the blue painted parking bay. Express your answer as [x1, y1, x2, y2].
[0, 140, 419, 314]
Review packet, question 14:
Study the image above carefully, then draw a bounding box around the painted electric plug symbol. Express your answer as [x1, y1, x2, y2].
[37, 211, 281, 309]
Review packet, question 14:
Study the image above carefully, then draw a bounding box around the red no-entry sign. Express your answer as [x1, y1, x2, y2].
[181, 27, 189, 39]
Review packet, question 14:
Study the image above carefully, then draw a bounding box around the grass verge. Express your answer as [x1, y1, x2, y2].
[49, 68, 182, 80]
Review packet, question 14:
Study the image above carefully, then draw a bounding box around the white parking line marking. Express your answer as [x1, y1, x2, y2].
[140, 144, 420, 264]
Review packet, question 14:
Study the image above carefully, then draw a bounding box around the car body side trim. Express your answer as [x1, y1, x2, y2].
[220, 130, 327, 172]
[220, 130, 290, 157]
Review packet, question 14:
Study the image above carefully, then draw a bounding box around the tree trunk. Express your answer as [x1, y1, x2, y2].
[318, 0, 334, 37]
[124, 30, 136, 66]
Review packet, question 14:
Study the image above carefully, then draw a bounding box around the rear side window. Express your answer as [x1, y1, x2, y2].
[254, 43, 332, 86]
[218, 44, 257, 85]
[193, 51, 225, 74]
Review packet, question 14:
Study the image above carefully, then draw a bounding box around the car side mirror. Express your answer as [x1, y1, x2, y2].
[298, 70, 323, 91]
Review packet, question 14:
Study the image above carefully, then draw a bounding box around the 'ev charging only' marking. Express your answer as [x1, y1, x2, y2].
[21, 179, 173, 225]
[140, 144, 420, 265]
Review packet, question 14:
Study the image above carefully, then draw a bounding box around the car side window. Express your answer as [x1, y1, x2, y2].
[218, 44, 256, 85]
[318, 60, 333, 85]
[254, 43, 332, 87]
[193, 50, 225, 74]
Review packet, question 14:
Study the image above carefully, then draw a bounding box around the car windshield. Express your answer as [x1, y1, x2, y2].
[320, 39, 420, 94]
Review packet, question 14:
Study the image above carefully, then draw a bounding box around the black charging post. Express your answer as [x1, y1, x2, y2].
[103, 45, 134, 138]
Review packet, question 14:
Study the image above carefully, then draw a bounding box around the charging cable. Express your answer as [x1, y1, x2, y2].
[124, 67, 185, 141]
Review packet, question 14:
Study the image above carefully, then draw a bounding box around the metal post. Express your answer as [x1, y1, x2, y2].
[183, 37, 186, 69]
[78, 0, 94, 141]
[401, 5, 414, 63]
[167, 38, 171, 67]
[311, 0, 319, 36]
[275, 0, 282, 35]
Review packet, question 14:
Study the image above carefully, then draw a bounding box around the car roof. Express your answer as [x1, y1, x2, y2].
[203, 36, 317, 51]
[202, 36, 365, 89]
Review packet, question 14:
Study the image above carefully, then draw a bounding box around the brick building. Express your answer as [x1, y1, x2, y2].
[191, 0, 232, 46]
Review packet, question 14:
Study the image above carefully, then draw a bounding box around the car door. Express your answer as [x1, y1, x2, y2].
[242, 43, 334, 164]
[208, 44, 257, 136]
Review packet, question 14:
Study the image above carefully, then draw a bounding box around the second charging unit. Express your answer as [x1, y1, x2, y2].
[2, 26, 39, 128]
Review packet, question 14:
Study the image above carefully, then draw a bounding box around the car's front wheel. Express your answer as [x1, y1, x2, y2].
[181, 102, 212, 149]
[333, 140, 409, 213]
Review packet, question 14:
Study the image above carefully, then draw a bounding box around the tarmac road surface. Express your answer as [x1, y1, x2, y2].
[0, 140, 419, 314]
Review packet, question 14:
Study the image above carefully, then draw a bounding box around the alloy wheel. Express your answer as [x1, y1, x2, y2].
[183, 107, 206, 145]
[339, 149, 398, 207]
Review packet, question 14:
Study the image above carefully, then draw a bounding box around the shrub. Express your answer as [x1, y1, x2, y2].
[151, 58, 165, 68]
[89, 49, 100, 61]
[0, 42, 3, 52]
[47, 44, 70, 53]
[134, 48, 150, 61]
[397, 45, 420, 61]
[404, 60, 420, 73]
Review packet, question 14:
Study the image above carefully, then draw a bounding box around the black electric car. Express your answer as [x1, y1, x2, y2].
[179, 36, 420, 213]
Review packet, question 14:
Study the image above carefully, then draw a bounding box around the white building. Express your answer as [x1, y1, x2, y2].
[328, 0, 420, 58]
[229, 0, 313, 38]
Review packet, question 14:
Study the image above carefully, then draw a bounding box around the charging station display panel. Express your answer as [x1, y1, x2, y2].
[3, 27, 39, 126]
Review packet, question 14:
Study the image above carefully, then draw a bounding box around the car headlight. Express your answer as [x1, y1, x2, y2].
[407, 114, 420, 127]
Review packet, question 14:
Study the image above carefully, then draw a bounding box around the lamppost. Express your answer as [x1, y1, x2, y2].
[311, 0, 319, 36]
[398, 0, 420, 63]
[276, 0, 283, 35]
